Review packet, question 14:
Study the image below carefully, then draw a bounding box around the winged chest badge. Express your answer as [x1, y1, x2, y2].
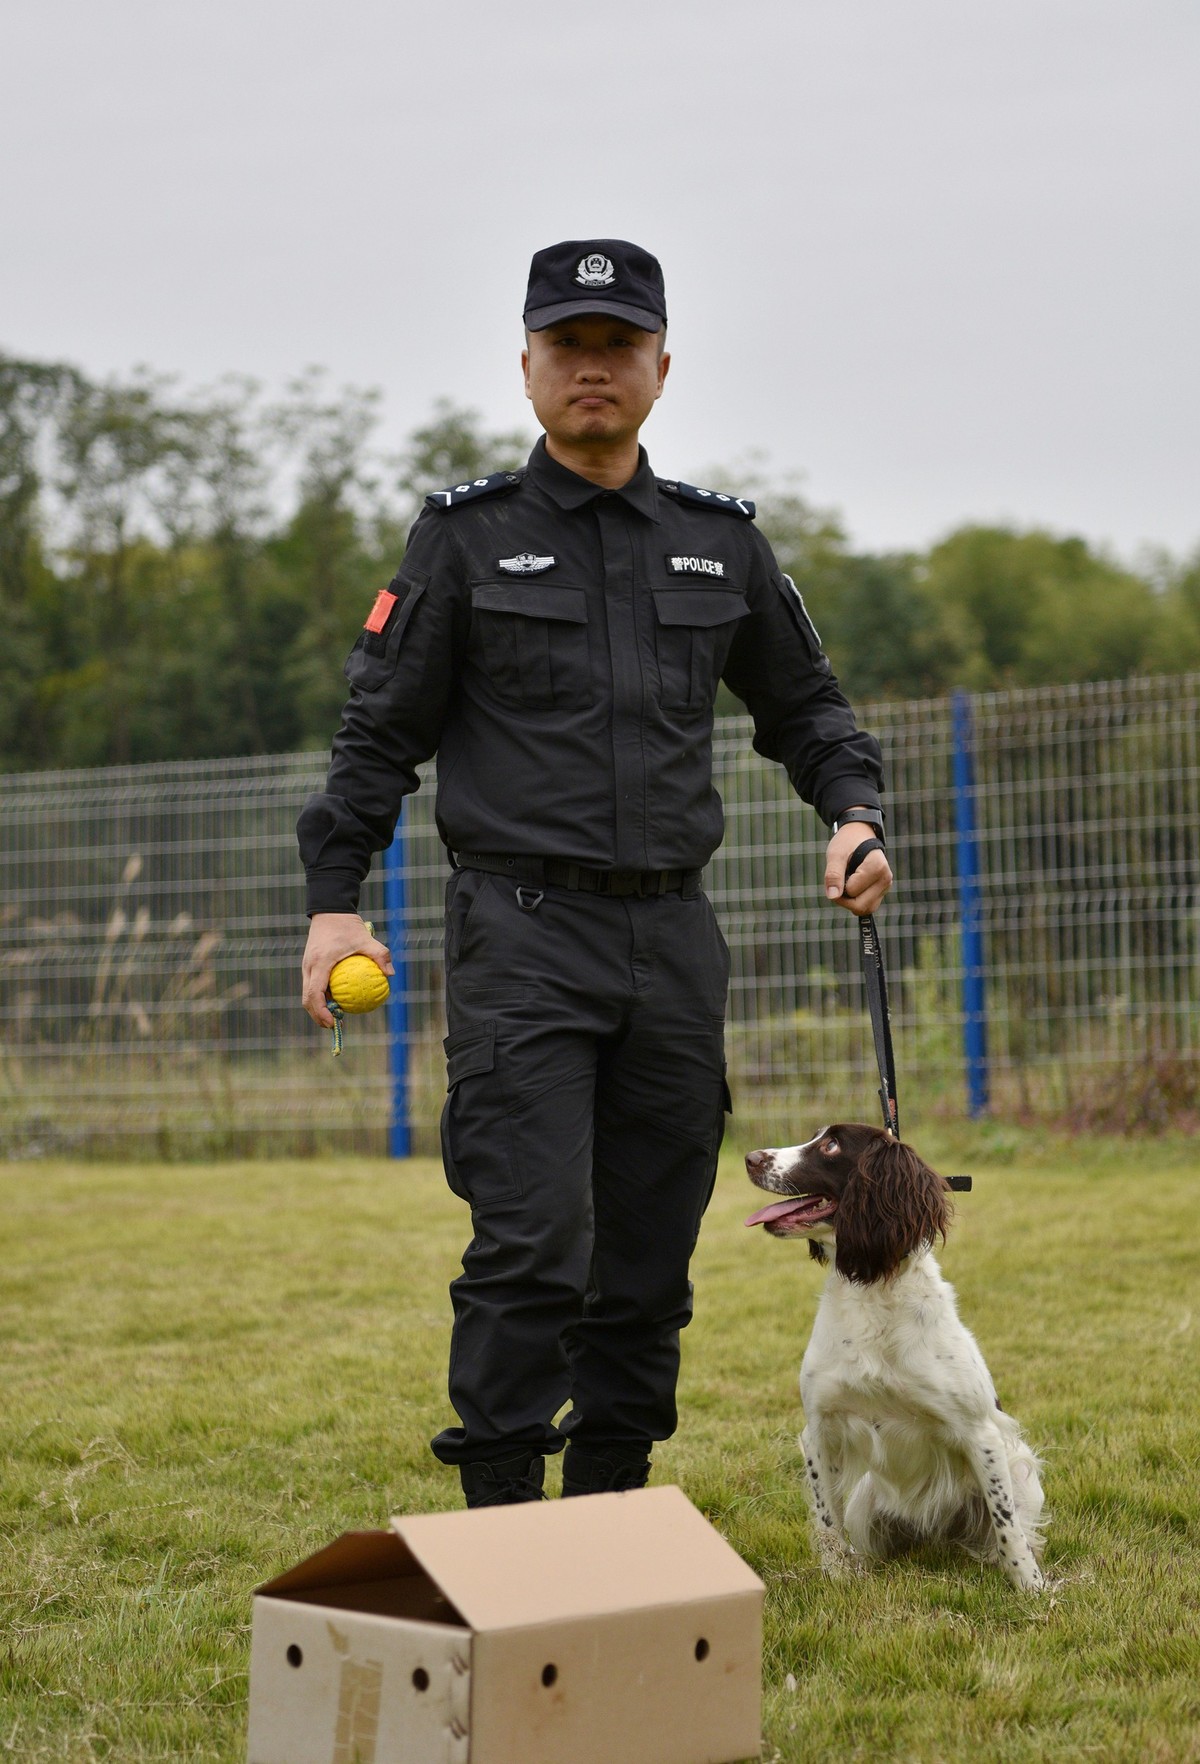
[497, 554, 556, 574]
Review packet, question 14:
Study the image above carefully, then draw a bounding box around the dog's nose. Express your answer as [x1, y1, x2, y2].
[745, 1150, 768, 1175]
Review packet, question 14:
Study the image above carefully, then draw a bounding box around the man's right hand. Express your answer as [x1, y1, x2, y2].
[301, 913, 394, 1029]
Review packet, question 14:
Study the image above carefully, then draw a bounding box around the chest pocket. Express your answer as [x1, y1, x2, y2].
[469, 581, 590, 710]
[651, 583, 749, 714]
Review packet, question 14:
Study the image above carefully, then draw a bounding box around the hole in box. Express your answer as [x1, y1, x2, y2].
[694, 1638, 710, 1661]
[541, 1663, 558, 1687]
[286, 1644, 303, 1668]
[412, 1668, 430, 1692]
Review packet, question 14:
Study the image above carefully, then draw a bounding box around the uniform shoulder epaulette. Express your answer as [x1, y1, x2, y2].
[425, 470, 525, 512]
[657, 478, 756, 520]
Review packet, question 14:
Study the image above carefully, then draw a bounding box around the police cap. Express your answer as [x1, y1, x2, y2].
[523, 239, 667, 333]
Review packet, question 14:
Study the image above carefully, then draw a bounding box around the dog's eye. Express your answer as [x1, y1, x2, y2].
[822, 1138, 840, 1156]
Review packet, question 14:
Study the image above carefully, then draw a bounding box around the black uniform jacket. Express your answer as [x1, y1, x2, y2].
[299, 439, 884, 914]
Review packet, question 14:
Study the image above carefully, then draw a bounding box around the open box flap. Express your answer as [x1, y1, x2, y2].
[389, 1485, 763, 1634]
[255, 1528, 422, 1598]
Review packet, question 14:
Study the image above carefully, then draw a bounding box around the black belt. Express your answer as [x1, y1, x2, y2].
[453, 851, 702, 898]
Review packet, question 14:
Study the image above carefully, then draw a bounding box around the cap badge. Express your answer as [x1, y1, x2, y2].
[498, 553, 556, 575]
[575, 253, 616, 288]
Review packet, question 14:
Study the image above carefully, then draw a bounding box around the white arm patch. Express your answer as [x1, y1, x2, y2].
[782, 573, 822, 646]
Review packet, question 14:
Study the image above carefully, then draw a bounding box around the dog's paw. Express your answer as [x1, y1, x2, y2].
[815, 1534, 865, 1579]
[1004, 1556, 1045, 1594]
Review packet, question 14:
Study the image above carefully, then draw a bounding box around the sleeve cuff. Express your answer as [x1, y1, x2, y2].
[305, 870, 364, 917]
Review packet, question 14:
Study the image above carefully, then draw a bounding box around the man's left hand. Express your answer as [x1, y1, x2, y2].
[824, 824, 893, 916]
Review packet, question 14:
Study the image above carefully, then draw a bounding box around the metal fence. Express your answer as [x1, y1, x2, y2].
[3, 674, 1198, 1158]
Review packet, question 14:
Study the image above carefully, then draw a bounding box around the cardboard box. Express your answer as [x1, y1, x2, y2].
[248, 1484, 764, 1764]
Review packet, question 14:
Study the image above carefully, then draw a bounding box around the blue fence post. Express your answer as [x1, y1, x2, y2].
[952, 691, 989, 1118]
[382, 824, 411, 1158]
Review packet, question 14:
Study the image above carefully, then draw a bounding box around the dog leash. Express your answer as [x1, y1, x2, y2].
[844, 839, 972, 1192]
[844, 839, 899, 1136]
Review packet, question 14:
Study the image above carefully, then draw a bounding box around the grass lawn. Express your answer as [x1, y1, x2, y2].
[2, 1134, 1198, 1762]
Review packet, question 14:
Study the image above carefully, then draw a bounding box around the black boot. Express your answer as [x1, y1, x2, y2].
[459, 1451, 546, 1509]
[561, 1443, 651, 1497]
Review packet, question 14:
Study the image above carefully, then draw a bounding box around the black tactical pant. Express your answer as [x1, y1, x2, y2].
[430, 867, 730, 1466]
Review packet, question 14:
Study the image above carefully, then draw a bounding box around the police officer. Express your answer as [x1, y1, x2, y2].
[299, 239, 891, 1507]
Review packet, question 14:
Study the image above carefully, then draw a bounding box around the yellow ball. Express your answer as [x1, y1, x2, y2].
[328, 954, 390, 1014]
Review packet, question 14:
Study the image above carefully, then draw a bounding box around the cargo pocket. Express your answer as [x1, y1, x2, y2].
[440, 1021, 522, 1210]
[651, 586, 748, 713]
[469, 582, 589, 709]
[344, 574, 428, 692]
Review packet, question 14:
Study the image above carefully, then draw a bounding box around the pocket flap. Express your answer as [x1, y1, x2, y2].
[471, 583, 588, 622]
[444, 1021, 497, 1087]
[652, 588, 749, 629]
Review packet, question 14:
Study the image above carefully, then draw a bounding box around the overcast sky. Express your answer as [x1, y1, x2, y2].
[4, 0, 1198, 561]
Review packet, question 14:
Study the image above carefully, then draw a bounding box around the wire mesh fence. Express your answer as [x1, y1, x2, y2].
[3, 673, 1197, 1159]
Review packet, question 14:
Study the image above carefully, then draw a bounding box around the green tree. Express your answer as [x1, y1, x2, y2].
[806, 552, 958, 702]
[0, 357, 88, 765]
[265, 372, 397, 750]
[752, 483, 954, 702]
[918, 526, 1162, 688]
[4, 353, 1196, 771]
[54, 369, 207, 763]
[1144, 547, 1200, 674]
[392, 397, 530, 528]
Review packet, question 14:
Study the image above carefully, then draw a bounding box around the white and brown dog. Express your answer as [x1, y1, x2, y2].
[746, 1123, 1046, 1591]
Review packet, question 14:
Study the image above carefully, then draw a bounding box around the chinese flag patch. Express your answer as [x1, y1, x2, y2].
[364, 589, 398, 634]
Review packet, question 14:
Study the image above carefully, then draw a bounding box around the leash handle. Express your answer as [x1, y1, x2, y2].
[842, 840, 971, 1191]
[844, 838, 899, 1139]
[843, 837, 886, 887]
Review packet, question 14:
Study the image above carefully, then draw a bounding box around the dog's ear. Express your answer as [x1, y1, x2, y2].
[834, 1139, 951, 1283]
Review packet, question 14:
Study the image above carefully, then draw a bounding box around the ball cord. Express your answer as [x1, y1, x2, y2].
[328, 919, 374, 1057]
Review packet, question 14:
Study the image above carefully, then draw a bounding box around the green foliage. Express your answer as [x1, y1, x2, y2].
[739, 488, 1187, 708]
[2, 1150, 1198, 1761]
[392, 394, 530, 525]
[2, 350, 1199, 770]
[0, 357, 534, 769]
[918, 525, 1162, 689]
[1143, 546, 1200, 673]
[747, 484, 948, 701]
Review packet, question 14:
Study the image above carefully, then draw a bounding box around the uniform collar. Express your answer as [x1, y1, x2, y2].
[527, 436, 660, 522]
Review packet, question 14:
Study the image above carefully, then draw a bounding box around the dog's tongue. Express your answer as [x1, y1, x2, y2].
[744, 1197, 816, 1228]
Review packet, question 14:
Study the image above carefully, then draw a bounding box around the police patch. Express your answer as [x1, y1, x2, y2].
[498, 553, 556, 575]
[665, 554, 726, 579]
